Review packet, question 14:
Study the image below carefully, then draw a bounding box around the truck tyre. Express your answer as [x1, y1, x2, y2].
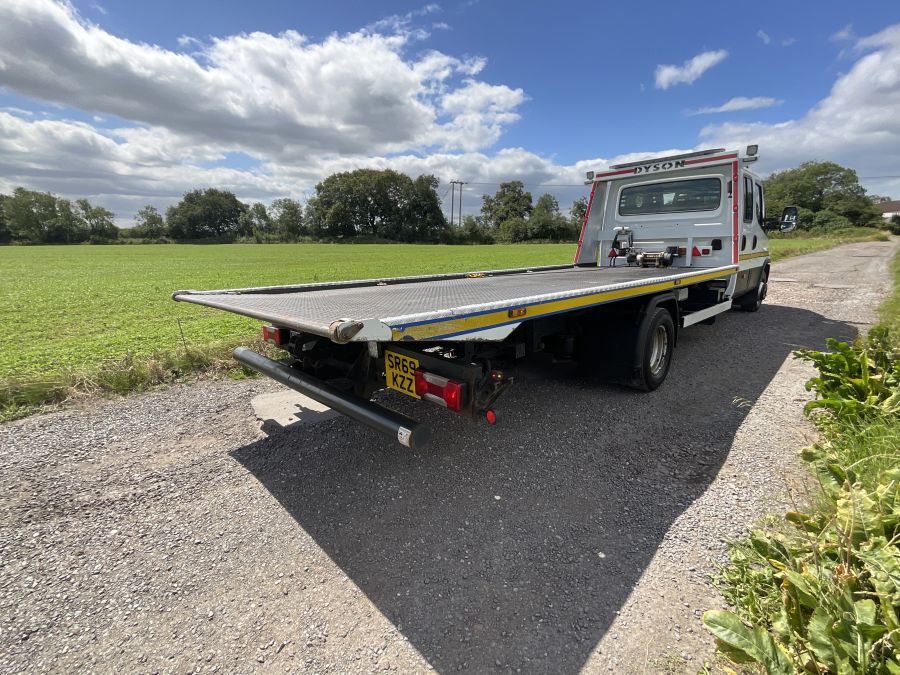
[634, 307, 675, 391]
[738, 267, 768, 312]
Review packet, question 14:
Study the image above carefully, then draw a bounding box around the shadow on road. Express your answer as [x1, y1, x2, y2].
[231, 304, 854, 673]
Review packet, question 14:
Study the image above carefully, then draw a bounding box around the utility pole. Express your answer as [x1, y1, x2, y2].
[449, 181, 456, 227]
[450, 180, 467, 227]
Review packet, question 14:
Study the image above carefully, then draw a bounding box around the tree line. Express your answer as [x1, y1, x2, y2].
[763, 161, 886, 229]
[0, 189, 119, 244]
[0, 170, 586, 246]
[0, 160, 888, 245]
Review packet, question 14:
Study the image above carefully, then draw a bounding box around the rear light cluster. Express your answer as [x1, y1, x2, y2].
[675, 246, 713, 257]
[414, 369, 467, 412]
[262, 325, 291, 346]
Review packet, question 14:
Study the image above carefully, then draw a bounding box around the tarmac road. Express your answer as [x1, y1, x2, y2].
[1, 239, 897, 674]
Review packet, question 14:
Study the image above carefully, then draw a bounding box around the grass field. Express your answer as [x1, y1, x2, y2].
[0, 231, 888, 418]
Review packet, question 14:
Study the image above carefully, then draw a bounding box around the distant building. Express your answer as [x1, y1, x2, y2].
[878, 199, 900, 219]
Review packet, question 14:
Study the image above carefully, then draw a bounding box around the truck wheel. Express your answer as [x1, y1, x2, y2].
[634, 307, 675, 391]
[738, 268, 769, 313]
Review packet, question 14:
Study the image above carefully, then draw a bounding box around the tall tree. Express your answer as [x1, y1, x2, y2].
[133, 205, 166, 239]
[404, 174, 449, 242]
[480, 181, 533, 230]
[269, 198, 305, 240]
[306, 169, 447, 241]
[76, 198, 118, 240]
[569, 196, 588, 231]
[529, 193, 568, 240]
[3, 188, 58, 243]
[166, 189, 247, 239]
[53, 198, 88, 243]
[239, 202, 272, 241]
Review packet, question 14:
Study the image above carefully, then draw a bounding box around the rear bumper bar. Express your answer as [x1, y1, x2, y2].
[233, 347, 430, 449]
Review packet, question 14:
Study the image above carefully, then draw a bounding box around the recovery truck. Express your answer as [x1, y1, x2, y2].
[173, 146, 798, 449]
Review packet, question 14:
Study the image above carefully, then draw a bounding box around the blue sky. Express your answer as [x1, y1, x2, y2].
[1, 0, 899, 223]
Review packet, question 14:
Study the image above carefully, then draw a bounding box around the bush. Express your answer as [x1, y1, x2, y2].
[890, 215, 900, 236]
[796, 327, 900, 421]
[705, 331, 900, 673]
[812, 209, 853, 230]
[498, 217, 529, 242]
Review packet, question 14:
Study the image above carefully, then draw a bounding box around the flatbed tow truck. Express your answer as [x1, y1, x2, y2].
[173, 146, 798, 448]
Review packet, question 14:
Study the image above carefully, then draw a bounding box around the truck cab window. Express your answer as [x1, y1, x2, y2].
[618, 177, 721, 216]
[743, 176, 753, 223]
[755, 183, 765, 224]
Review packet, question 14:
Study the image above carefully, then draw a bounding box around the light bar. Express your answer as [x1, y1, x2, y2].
[609, 148, 726, 170]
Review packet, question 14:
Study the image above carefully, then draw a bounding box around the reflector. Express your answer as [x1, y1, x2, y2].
[262, 325, 289, 346]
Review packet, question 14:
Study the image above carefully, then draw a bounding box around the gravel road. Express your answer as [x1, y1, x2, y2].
[1, 240, 897, 674]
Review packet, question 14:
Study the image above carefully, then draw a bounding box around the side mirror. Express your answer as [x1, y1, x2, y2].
[778, 206, 799, 233]
[763, 206, 799, 233]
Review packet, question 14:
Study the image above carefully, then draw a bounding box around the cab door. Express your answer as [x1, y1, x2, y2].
[734, 174, 765, 295]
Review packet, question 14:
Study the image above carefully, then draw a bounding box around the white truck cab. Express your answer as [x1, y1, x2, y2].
[576, 147, 795, 311]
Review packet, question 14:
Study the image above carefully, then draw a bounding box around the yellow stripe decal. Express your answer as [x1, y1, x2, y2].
[739, 251, 769, 261]
[391, 268, 736, 341]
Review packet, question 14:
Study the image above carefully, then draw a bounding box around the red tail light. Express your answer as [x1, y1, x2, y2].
[413, 369, 467, 412]
[262, 325, 290, 346]
[443, 380, 463, 410]
[414, 369, 428, 397]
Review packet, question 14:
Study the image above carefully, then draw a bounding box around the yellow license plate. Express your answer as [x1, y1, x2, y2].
[384, 350, 420, 399]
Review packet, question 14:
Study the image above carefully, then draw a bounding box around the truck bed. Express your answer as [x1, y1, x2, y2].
[173, 263, 737, 342]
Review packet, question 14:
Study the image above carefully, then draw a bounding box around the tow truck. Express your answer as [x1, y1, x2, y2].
[173, 146, 798, 448]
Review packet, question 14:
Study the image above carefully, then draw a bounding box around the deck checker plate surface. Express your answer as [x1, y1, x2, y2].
[175, 265, 736, 340]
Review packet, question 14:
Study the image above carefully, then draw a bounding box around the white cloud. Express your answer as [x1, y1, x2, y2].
[782, 37, 797, 47]
[688, 96, 783, 115]
[757, 30, 771, 45]
[831, 24, 855, 42]
[177, 35, 202, 48]
[365, 3, 441, 38]
[654, 50, 728, 89]
[1, 106, 34, 117]
[2, 2, 900, 221]
[0, 0, 522, 160]
[700, 23, 900, 197]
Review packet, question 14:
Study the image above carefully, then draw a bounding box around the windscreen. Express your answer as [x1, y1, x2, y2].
[618, 177, 721, 216]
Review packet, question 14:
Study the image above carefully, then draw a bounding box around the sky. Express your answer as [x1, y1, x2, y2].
[1, 0, 899, 225]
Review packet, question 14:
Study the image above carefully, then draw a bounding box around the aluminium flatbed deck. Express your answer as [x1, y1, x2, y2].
[173, 263, 737, 343]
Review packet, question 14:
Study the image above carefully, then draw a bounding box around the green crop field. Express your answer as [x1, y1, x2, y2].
[0, 232, 885, 418]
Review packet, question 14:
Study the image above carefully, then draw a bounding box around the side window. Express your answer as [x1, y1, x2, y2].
[741, 235, 747, 251]
[756, 183, 765, 224]
[743, 176, 753, 223]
